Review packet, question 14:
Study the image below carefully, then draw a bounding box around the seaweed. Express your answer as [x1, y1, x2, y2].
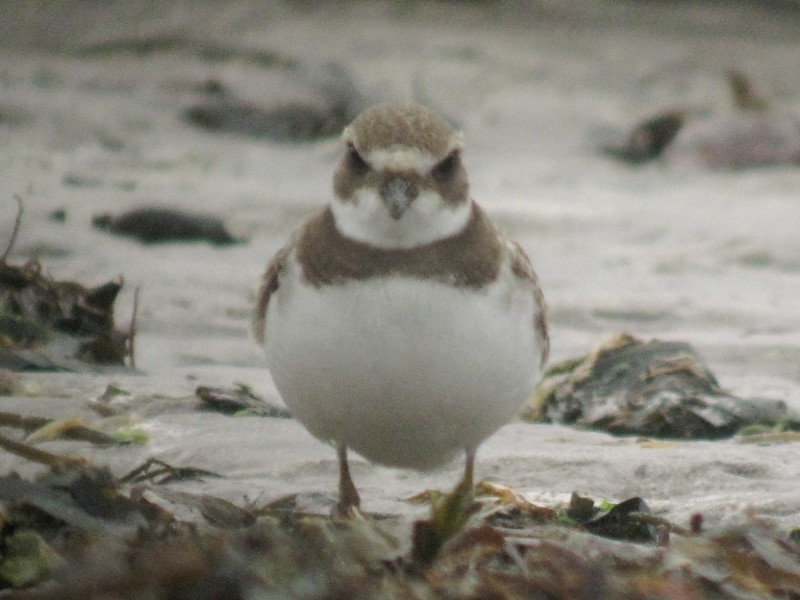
[601, 110, 686, 164]
[0, 444, 798, 598]
[1, 198, 135, 371]
[195, 384, 292, 418]
[91, 206, 243, 246]
[528, 332, 799, 439]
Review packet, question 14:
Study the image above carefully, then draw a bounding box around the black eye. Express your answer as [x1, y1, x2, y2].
[432, 150, 460, 183]
[346, 143, 370, 175]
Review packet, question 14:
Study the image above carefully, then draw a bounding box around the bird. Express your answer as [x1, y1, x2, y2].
[253, 102, 549, 514]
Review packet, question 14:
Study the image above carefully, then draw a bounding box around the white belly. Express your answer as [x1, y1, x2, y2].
[264, 264, 542, 470]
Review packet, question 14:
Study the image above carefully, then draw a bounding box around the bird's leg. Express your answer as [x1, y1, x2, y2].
[411, 448, 480, 565]
[336, 443, 361, 516]
[462, 447, 475, 493]
[447, 447, 476, 511]
[439, 449, 478, 529]
[417, 448, 478, 559]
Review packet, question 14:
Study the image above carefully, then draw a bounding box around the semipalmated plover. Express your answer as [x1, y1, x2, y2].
[254, 102, 549, 513]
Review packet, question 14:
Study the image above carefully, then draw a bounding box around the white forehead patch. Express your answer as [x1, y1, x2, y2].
[366, 147, 439, 172]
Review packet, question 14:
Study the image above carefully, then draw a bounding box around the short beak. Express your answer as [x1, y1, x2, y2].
[380, 178, 418, 220]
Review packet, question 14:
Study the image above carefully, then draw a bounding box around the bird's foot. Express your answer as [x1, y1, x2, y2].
[332, 488, 361, 518]
[334, 444, 361, 518]
[411, 473, 478, 565]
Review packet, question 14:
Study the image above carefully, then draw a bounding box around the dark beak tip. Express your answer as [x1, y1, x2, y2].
[381, 178, 416, 220]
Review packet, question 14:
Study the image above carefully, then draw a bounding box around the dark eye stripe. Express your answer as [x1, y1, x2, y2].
[431, 150, 460, 183]
[347, 143, 370, 175]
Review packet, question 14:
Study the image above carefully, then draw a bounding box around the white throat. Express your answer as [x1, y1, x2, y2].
[331, 189, 472, 249]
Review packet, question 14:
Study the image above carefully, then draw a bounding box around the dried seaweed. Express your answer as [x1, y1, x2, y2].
[0, 327, 797, 597]
[601, 109, 686, 164]
[581, 496, 657, 543]
[92, 206, 243, 246]
[528, 332, 798, 439]
[0, 434, 87, 469]
[118, 458, 222, 485]
[1, 199, 134, 371]
[195, 384, 292, 418]
[0, 451, 798, 599]
[0, 411, 119, 445]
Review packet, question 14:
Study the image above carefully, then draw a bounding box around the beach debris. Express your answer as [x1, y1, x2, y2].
[1, 199, 133, 371]
[411, 476, 478, 566]
[143, 488, 258, 529]
[0, 411, 117, 445]
[737, 428, 800, 444]
[119, 457, 222, 485]
[601, 70, 800, 168]
[474, 482, 557, 530]
[0, 450, 798, 598]
[195, 494, 257, 529]
[409, 484, 666, 567]
[0, 433, 87, 469]
[184, 63, 364, 142]
[580, 496, 657, 543]
[527, 332, 797, 438]
[195, 384, 292, 418]
[0, 466, 145, 532]
[600, 109, 686, 164]
[86, 383, 132, 417]
[0, 531, 64, 588]
[92, 205, 242, 245]
[727, 69, 769, 112]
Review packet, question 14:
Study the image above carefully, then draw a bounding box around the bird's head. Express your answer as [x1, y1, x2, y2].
[332, 102, 471, 249]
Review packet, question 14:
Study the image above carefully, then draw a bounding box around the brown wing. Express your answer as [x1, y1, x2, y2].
[509, 239, 550, 369]
[252, 242, 292, 345]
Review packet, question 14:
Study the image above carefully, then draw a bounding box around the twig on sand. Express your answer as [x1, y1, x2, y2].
[0, 432, 86, 468]
[119, 457, 221, 485]
[128, 285, 140, 369]
[0, 411, 118, 445]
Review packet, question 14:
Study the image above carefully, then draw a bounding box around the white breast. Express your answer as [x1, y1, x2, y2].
[263, 254, 543, 470]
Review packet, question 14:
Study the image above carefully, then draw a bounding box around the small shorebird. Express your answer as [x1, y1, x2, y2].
[254, 102, 549, 514]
